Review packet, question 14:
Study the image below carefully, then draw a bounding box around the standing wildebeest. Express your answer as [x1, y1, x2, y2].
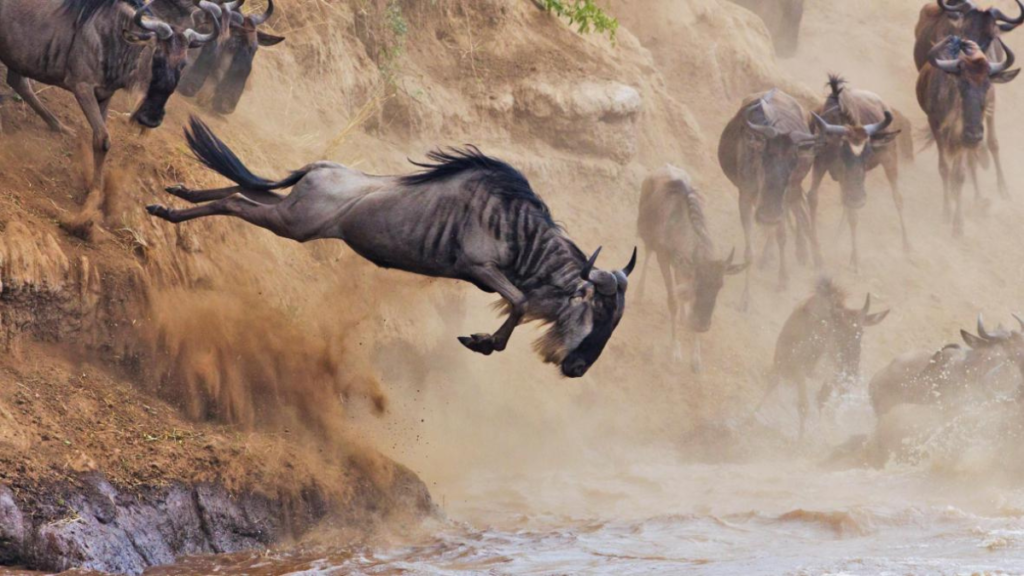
[914, 0, 1024, 71]
[178, 0, 284, 115]
[917, 36, 1019, 237]
[729, 0, 804, 58]
[757, 279, 889, 439]
[147, 118, 636, 377]
[915, 1, 1023, 202]
[636, 165, 747, 373]
[807, 75, 911, 271]
[0, 0, 218, 231]
[869, 315, 1024, 417]
[719, 89, 819, 309]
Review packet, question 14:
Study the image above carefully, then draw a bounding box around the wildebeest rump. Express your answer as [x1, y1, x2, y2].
[178, 0, 284, 115]
[718, 89, 819, 309]
[807, 75, 910, 271]
[913, 0, 1024, 71]
[0, 0, 218, 231]
[636, 165, 747, 373]
[869, 315, 1024, 417]
[758, 279, 889, 439]
[729, 0, 804, 58]
[147, 117, 636, 378]
[916, 36, 1019, 236]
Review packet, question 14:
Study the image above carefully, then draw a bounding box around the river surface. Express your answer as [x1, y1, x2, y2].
[140, 454, 1024, 576]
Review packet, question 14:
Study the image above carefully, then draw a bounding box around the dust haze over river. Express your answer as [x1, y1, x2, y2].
[119, 0, 1024, 574]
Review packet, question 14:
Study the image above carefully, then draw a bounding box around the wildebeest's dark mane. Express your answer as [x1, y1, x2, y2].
[827, 74, 847, 100]
[402, 146, 554, 224]
[62, 0, 146, 26]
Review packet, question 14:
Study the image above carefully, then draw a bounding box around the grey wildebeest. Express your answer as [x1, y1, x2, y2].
[807, 75, 912, 271]
[177, 0, 284, 115]
[718, 89, 819, 310]
[915, 1, 1023, 204]
[757, 279, 889, 439]
[914, 0, 1024, 71]
[917, 36, 1019, 237]
[146, 117, 636, 377]
[870, 315, 1024, 417]
[728, 0, 804, 58]
[636, 165, 747, 373]
[0, 0, 219, 233]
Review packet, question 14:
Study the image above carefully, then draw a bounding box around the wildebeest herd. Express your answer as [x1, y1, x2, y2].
[1, 0, 1023, 435]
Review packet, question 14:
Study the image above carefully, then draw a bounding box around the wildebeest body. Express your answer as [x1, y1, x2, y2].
[147, 118, 636, 378]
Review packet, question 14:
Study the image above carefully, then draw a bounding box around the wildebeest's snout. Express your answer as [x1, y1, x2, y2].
[755, 202, 785, 225]
[132, 107, 165, 129]
[561, 357, 590, 378]
[963, 127, 985, 147]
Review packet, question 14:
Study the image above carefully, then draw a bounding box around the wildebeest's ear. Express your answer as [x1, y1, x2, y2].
[864, 309, 890, 326]
[961, 329, 988, 349]
[123, 30, 156, 44]
[726, 261, 750, 276]
[257, 32, 286, 46]
[991, 68, 1022, 84]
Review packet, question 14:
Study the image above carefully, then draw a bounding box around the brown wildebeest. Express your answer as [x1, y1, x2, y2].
[636, 165, 747, 373]
[718, 89, 820, 310]
[913, 0, 1024, 71]
[915, 1, 1023, 202]
[147, 117, 636, 378]
[917, 36, 1019, 237]
[0, 0, 219, 234]
[807, 75, 911, 271]
[729, 0, 804, 58]
[178, 0, 284, 115]
[870, 315, 1024, 417]
[758, 279, 889, 439]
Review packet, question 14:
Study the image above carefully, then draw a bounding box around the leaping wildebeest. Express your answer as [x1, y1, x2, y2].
[917, 36, 1019, 236]
[807, 75, 911, 271]
[177, 0, 284, 115]
[718, 89, 820, 309]
[915, 1, 1023, 202]
[757, 279, 889, 440]
[0, 0, 219, 234]
[147, 117, 636, 378]
[636, 165, 747, 373]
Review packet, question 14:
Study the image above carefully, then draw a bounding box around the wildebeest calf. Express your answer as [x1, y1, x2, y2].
[147, 117, 636, 378]
[636, 165, 747, 373]
[758, 279, 889, 439]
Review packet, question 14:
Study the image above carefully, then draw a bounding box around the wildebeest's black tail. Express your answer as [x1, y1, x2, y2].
[185, 116, 306, 191]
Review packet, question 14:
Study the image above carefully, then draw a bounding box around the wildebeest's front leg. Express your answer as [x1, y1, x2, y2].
[72, 85, 110, 196]
[847, 208, 860, 273]
[805, 165, 827, 268]
[655, 253, 681, 362]
[458, 264, 526, 355]
[775, 222, 789, 290]
[882, 156, 911, 253]
[739, 192, 754, 311]
[987, 112, 1010, 200]
[6, 71, 69, 133]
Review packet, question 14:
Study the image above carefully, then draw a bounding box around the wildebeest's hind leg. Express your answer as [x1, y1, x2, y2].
[165, 184, 286, 205]
[883, 157, 911, 253]
[987, 113, 1010, 200]
[775, 223, 789, 290]
[655, 253, 682, 363]
[6, 71, 68, 133]
[966, 153, 986, 209]
[458, 265, 526, 356]
[147, 194, 289, 235]
[739, 194, 754, 311]
[636, 244, 653, 302]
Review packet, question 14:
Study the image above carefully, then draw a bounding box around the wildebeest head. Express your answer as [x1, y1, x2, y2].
[127, 0, 220, 128]
[179, 0, 284, 114]
[744, 94, 820, 224]
[825, 293, 890, 382]
[937, 0, 1024, 53]
[812, 111, 898, 208]
[929, 36, 1020, 147]
[542, 247, 636, 378]
[960, 314, 1024, 376]
[679, 248, 747, 333]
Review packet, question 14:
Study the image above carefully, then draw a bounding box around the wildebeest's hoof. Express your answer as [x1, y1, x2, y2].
[165, 184, 190, 199]
[458, 333, 496, 355]
[146, 204, 172, 221]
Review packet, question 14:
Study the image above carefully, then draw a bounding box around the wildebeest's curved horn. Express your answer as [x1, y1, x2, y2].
[977, 314, 999, 340]
[992, 0, 1024, 27]
[581, 247, 602, 280]
[589, 270, 618, 295]
[860, 294, 872, 317]
[196, 0, 221, 19]
[184, 2, 222, 46]
[1013, 313, 1024, 332]
[746, 120, 779, 139]
[938, 0, 973, 13]
[134, 0, 174, 40]
[250, 0, 274, 26]
[622, 247, 638, 277]
[865, 111, 894, 137]
[223, 0, 245, 12]
[929, 38, 963, 74]
[990, 38, 1016, 75]
[812, 112, 848, 137]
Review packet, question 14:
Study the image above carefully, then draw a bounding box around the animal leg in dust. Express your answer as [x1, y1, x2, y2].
[457, 264, 526, 356]
[6, 71, 67, 133]
[166, 184, 286, 204]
